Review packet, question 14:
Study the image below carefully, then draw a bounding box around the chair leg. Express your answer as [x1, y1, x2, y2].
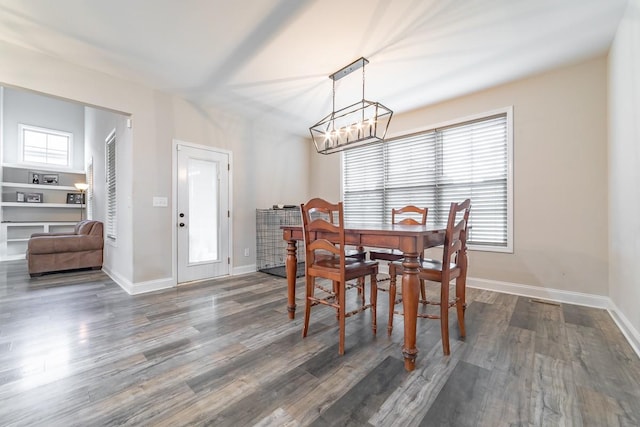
[355, 246, 365, 296]
[333, 280, 340, 319]
[370, 273, 377, 335]
[456, 274, 466, 338]
[388, 266, 397, 336]
[303, 276, 314, 338]
[419, 279, 426, 303]
[338, 280, 346, 355]
[440, 278, 450, 355]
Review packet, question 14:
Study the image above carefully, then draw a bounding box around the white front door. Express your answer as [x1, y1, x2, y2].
[176, 144, 230, 283]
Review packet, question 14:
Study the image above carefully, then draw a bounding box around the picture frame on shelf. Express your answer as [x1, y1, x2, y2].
[16, 191, 25, 203]
[26, 193, 43, 203]
[42, 174, 59, 185]
[66, 192, 84, 204]
[28, 171, 59, 185]
[28, 171, 41, 184]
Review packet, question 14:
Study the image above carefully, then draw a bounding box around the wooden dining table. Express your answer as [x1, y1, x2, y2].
[281, 223, 446, 371]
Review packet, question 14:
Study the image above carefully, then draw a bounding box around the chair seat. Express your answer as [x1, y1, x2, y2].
[391, 258, 461, 281]
[345, 248, 366, 261]
[310, 257, 379, 281]
[369, 248, 404, 262]
[418, 258, 461, 281]
[419, 258, 452, 271]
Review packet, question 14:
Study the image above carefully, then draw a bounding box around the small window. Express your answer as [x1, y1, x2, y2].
[20, 124, 72, 167]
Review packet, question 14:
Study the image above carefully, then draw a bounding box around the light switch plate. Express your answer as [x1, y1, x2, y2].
[153, 196, 168, 207]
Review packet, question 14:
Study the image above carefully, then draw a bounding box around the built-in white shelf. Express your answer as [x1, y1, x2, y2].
[1, 161, 86, 261]
[1, 182, 78, 191]
[1, 221, 78, 261]
[2, 163, 85, 174]
[1, 202, 81, 208]
[2, 221, 77, 226]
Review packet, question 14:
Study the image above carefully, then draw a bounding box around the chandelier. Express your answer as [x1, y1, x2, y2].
[309, 57, 393, 154]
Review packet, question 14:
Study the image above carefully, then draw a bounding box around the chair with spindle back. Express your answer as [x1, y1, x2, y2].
[369, 205, 428, 262]
[301, 198, 379, 355]
[369, 205, 428, 325]
[388, 199, 470, 355]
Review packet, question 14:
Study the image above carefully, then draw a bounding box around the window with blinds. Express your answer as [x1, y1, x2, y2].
[342, 108, 512, 252]
[86, 159, 94, 220]
[105, 132, 117, 242]
[19, 124, 72, 167]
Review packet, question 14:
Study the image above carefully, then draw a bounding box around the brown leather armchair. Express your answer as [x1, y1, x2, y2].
[26, 220, 104, 277]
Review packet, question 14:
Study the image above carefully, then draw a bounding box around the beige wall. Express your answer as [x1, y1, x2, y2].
[609, 0, 640, 342]
[169, 98, 311, 271]
[0, 40, 311, 286]
[310, 56, 609, 296]
[308, 146, 341, 200]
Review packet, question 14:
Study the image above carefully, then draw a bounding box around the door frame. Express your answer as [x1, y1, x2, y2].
[171, 138, 233, 285]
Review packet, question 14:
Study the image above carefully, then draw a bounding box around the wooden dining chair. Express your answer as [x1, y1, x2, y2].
[369, 205, 428, 262]
[309, 206, 366, 261]
[369, 205, 428, 311]
[301, 198, 379, 355]
[387, 199, 471, 355]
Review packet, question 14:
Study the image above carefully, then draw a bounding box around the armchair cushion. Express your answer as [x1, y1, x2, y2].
[28, 235, 104, 254]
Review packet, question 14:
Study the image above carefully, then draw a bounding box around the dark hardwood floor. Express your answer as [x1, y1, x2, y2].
[0, 260, 639, 426]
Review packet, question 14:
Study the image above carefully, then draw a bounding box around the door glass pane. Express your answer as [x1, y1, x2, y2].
[188, 158, 218, 263]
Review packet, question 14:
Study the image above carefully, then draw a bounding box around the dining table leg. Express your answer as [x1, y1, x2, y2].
[285, 238, 298, 319]
[401, 252, 421, 371]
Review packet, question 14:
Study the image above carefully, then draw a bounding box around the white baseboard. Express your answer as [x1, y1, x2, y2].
[127, 277, 175, 295]
[467, 276, 640, 358]
[105, 264, 258, 295]
[102, 266, 174, 295]
[233, 264, 256, 276]
[608, 301, 640, 359]
[102, 266, 134, 294]
[467, 277, 610, 308]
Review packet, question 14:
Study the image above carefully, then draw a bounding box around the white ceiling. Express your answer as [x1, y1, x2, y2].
[0, 0, 629, 136]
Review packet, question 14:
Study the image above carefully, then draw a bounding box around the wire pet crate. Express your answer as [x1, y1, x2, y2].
[256, 207, 305, 277]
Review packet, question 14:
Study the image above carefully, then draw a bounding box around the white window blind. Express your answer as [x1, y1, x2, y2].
[87, 159, 94, 220]
[343, 111, 511, 250]
[106, 132, 117, 241]
[20, 124, 71, 167]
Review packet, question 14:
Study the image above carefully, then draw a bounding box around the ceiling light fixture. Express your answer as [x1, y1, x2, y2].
[309, 57, 393, 154]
